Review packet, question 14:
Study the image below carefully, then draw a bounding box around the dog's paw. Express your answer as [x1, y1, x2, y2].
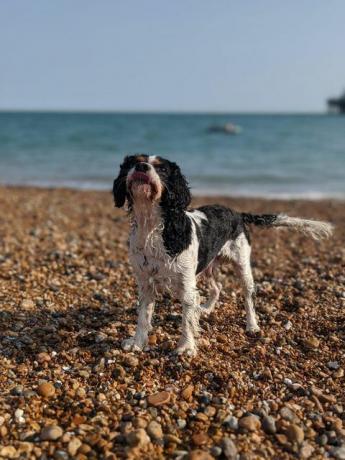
[121, 337, 145, 352]
[199, 304, 215, 317]
[245, 324, 261, 337]
[175, 341, 197, 357]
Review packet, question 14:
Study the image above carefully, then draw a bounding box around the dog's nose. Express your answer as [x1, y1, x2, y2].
[135, 162, 150, 172]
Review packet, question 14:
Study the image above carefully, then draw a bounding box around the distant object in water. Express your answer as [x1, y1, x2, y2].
[208, 122, 242, 135]
[327, 89, 345, 114]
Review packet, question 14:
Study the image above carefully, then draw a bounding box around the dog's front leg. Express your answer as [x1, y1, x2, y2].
[175, 281, 200, 357]
[122, 281, 155, 352]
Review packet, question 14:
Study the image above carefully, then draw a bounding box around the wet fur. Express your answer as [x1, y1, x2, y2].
[113, 154, 334, 356]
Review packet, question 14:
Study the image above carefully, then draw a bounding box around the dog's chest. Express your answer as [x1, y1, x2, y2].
[129, 229, 180, 290]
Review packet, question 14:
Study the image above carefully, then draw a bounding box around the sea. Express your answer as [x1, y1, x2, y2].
[0, 111, 344, 199]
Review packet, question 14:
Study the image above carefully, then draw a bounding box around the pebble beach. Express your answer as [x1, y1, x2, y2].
[0, 186, 344, 460]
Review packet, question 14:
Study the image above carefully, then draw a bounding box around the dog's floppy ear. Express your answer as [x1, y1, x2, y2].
[162, 162, 191, 210]
[113, 157, 131, 208]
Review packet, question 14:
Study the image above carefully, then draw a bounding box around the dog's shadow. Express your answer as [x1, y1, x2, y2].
[0, 300, 132, 364]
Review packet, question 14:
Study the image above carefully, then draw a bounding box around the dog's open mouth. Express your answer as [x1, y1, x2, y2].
[128, 172, 159, 198]
[129, 172, 151, 185]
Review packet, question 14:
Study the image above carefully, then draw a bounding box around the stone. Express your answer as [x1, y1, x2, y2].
[37, 352, 51, 363]
[204, 406, 216, 418]
[177, 419, 187, 429]
[303, 337, 320, 349]
[21, 299, 35, 309]
[222, 437, 238, 459]
[182, 385, 194, 401]
[280, 407, 298, 423]
[223, 415, 238, 431]
[68, 438, 82, 456]
[147, 391, 171, 406]
[210, 446, 222, 457]
[0, 446, 17, 459]
[192, 432, 209, 446]
[196, 413, 209, 422]
[147, 421, 163, 440]
[300, 443, 314, 459]
[332, 446, 345, 460]
[189, 450, 214, 460]
[126, 429, 150, 447]
[54, 451, 69, 460]
[285, 424, 304, 444]
[11, 385, 24, 395]
[40, 425, 63, 441]
[239, 415, 261, 432]
[328, 361, 340, 370]
[262, 415, 277, 434]
[37, 382, 56, 398]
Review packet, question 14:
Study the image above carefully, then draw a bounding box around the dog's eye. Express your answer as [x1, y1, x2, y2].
[156, 165, 167, 173]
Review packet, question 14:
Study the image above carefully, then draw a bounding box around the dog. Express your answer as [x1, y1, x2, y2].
[113, 154, 333, 356]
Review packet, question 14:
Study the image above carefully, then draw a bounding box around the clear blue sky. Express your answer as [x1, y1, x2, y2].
[0, 0, 344, 112]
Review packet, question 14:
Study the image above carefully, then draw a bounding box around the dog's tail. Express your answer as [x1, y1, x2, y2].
[241, 213, 333, 240]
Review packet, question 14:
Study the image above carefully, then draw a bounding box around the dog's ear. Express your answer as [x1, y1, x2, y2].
[113, 157, 131, 208]
[162, 162, 191, 210]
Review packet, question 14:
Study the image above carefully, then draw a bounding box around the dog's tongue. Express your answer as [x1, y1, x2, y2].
[131, 172, 150, 183]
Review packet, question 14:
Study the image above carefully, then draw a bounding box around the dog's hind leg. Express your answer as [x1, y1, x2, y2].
[200, 262, 222, 315]
[231, 233, 260, 333]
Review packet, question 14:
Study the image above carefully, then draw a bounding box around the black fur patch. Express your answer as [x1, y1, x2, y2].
[193, 205, 247, 274]
[160, 161, 192, 257]
[241, 213, 278, 226]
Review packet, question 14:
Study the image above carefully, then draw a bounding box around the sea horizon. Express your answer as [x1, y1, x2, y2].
[0, 111, 344, 199]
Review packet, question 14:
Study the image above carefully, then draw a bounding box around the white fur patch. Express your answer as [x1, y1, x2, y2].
[274, 215, 334, 240]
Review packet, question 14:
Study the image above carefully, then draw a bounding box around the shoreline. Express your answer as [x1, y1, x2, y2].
[1, 183, 344, 204]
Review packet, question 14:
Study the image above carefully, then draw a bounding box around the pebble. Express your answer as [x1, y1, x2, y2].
[221, 437, 238, 459]
[262, 415, 276, 434]
[280, 407, 298, 423]
[37, 352, 51, 363]
[189, 450, 214, 460]
[300, 443, 314, 459]
[210, 446, 222, 457]
[303, 337, 320, 349]
[147, 421, 163, 440]
[192, 432, 209, 446]
[332, 446, 345, 460]
[285, 424, 304, 444]
[11, 385, 24, 396]
[124, 355, 139, 368]
[126, 428, 150, 447]
[182, 385, 194, 400]
[68, 438, 82, 456]
[14, 408, 25, 424]
[21, 299, 35, 309]
[328, 361, 340, 370]
[40, 425, 63, 441]
[147, 391, 171, 406]
[54, 451, 69, 460]
[223, 415, 239, 431]
[0, 446, 17, 459]
[177, 419, 187, 429]
[239, 415, 261, 432]
[37, 382, 56, 398]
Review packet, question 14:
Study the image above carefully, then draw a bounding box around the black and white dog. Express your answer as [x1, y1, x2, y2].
[113, 154, 333, 356]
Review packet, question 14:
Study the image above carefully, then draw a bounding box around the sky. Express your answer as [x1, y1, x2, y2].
[0, 0, 344, 112]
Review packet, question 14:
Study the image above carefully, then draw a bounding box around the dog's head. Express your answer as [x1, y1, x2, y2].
[113, 154, 191, 211]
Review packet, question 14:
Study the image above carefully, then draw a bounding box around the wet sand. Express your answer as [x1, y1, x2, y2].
[0, 186, 344, 459]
